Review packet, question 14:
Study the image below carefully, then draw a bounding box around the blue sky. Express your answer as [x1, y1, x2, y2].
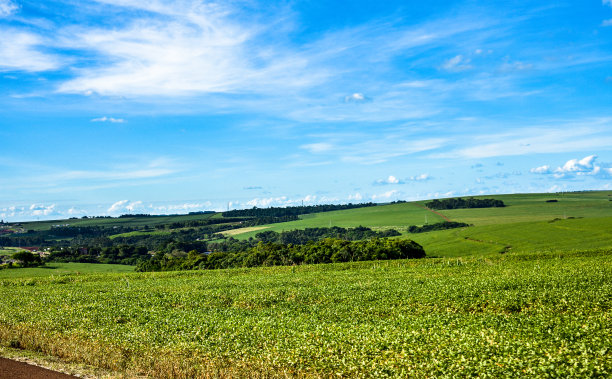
[1, 0, 612, 221]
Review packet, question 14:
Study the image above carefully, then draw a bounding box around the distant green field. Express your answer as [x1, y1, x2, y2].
[0, 263, 134, 278]
[225, 191, 612, 257]
[227, 202, 446, 239]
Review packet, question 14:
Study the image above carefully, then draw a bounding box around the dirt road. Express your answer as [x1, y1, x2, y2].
[0, 357, 79, 379]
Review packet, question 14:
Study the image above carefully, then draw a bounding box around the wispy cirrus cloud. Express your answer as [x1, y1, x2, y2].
[436, 118, 612, 159]
[0, 30, 63, 72]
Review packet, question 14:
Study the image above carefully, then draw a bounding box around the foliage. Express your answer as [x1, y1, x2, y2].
[425, 197, 505, 210]
[10, 251, 43, 267]
[407, 221, 471, 233]
[136, 237, 425, 272]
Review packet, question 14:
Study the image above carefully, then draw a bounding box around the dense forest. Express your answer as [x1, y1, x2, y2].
[425, 197, 505, 210]
[136, 238, 425, 272]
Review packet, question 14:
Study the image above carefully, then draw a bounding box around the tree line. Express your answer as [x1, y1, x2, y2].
[221, 203, 377, 218]
[425, 197, 505, 210]
[136, 238, 425, 272]
[407, 221, 471, 233]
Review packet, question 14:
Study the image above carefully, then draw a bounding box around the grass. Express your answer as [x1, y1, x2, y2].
[0, 247, 26, 257]
[227, 202, 446, 239]
[222, 191, 612, 258]
[0, 249, 609, 377]
[0, 263, 134, 279]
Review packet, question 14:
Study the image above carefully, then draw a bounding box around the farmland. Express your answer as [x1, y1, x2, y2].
[0, 249, 610, 377]
[0, 191, 610, 377]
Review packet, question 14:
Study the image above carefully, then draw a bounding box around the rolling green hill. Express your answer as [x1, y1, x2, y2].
[225, 191, 612, 257]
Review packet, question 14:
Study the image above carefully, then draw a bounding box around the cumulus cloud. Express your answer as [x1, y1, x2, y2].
[344, 92, 370, 103]
[532, 155, 612, 179]
[29, 203, 57, 216]
[555, 155, 597, 177]
[374, 175, 403, 185]
[91, 116, 126, 123]
[0, 0, 17, 16]
[530, 165, 551, 174]
[246, 196, 290, 208]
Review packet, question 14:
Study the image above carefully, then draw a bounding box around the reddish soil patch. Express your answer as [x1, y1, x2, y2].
[416, 204, 451, 222]
[0, 357, 78, 379]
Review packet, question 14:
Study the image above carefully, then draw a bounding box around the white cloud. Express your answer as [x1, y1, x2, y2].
[246, 196, 290, 208]
[530, 165, 551, 174]
[603, 19, 612, 27]
[409, 173, 431, 181]
[107, 200, 129, 213]
[0, 0, 17, 16]
[56, 2, 327, 97]
[0, 0, 19, 17]
[442, 54, 472, 71]
[375, 175, 403, 185]
[107, 200, 148, 214]
[531, 155, 612, 180]
[91, 116, 126, 123]
[371, 190, 399, 200]
[151, 202, 211, 213]
[29, 203, 57, 216]
[300, 143, 334, 154]
[552, 155, 612, 179]
[348, 192, 363, 201]
[344, 92, 370, 103]
[438, 120, 612, 159]
[605, 0, 612, 7]
[556, 155, 596, 174]
[0, 30, 62, 72]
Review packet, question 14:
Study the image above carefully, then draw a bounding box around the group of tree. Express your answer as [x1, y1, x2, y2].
[136, 237, 425, 272]
[9, 251, 43, 268]
[407, 221, 471, 233]
[45, 245, 151, 265]
[425, 197, 505, 210]
[221, 202, 377, 218]
[253, 226, 401, 245]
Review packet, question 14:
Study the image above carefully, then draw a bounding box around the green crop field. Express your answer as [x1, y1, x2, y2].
[0, 250, 610, 377]
[0, 263, 134, 279]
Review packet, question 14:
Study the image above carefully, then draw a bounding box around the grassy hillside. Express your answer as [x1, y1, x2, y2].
[0, 250, 609, 377]
[224, 191, 612, 257]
